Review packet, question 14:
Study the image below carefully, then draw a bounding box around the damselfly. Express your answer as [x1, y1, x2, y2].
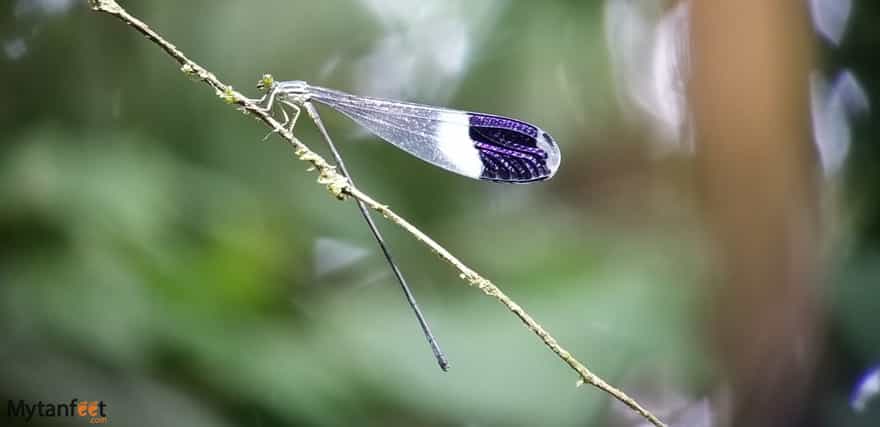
[251, 75, 561, 371]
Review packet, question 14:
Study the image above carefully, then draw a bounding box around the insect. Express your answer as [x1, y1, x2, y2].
[254, 76, 562, 183]
[250, 75, 561, 372]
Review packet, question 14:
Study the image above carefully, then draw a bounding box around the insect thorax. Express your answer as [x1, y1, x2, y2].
[275, 80, 311, 104]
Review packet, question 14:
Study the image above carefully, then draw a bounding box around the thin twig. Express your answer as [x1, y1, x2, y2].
[87, 1, 666, 426]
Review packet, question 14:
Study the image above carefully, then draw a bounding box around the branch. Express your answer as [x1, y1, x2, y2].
[87, 1, 666, 426]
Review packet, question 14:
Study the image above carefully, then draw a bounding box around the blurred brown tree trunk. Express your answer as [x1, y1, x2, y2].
[689, 1, 824, 426]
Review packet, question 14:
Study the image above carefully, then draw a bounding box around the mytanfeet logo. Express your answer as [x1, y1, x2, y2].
[7, 399, 108, 424]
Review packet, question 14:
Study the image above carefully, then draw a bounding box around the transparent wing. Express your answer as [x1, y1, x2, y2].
[307, 85, 560, 183]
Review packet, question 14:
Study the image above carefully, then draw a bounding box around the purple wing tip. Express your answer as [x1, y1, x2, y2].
[468, 113, 560, 183]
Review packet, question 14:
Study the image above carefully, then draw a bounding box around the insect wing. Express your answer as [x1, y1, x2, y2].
[308, 86, 560, 183]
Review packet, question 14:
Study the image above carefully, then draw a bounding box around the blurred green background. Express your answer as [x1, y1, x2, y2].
[1, 1, 878, 426]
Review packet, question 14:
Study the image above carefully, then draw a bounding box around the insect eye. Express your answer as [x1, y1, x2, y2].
[256, 74, 275, 92]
